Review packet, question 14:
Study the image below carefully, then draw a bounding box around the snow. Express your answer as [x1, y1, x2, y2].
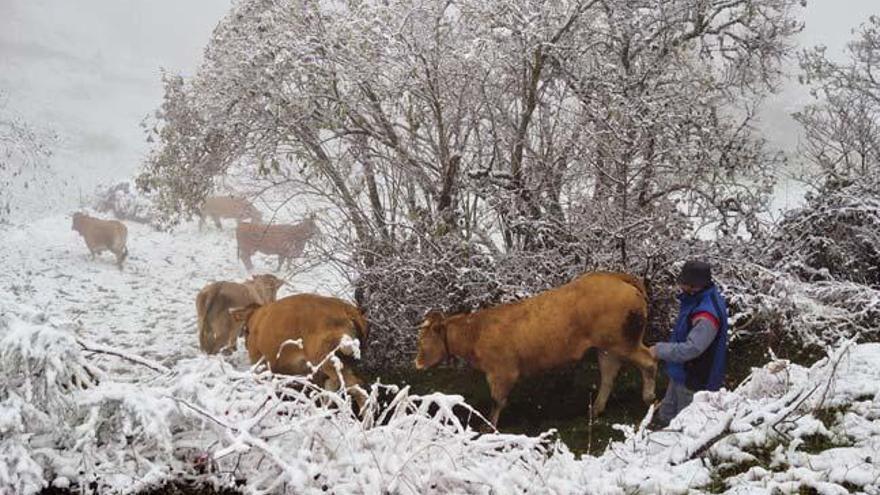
[2, 214, 880, 494]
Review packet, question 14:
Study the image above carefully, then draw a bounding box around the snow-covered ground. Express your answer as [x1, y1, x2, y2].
[2, 214, 880, 494]
[1, 214, 345, 371]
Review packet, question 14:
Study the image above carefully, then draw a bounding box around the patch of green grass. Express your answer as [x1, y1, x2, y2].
[371, 349, 658, 456]
[813, 404, 850, 428]
[703, 455, 764, 493]
[800, 433, 839, 454]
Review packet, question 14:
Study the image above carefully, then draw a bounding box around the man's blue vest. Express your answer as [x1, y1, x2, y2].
[666, 283, 729, 391]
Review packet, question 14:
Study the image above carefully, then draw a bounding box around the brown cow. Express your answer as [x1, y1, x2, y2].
[71, 212, 129, 269]
[230, 293, 368, 407]
[195, 274, 285, 354]
[199, 195, 262, 230]
[235, 215, 319, 271]
[414, 271, 657, 427]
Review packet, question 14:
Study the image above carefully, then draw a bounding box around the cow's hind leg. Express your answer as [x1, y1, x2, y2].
[221, 321, 239, 354]
[628, 344, 658, 406]
[114, 247, 127, 270]
[593, 351, 623, 417]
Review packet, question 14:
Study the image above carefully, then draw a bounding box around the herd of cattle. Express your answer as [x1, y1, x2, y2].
[71, 196, 659, 428]
[71, 196, 318, 271]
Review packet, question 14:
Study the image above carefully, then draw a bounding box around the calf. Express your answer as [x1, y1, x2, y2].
[415, 271, 657, 427]
[71, 212, 128, 269]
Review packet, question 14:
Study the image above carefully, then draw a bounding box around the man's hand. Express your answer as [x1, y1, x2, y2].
[648, 345, 658, 360]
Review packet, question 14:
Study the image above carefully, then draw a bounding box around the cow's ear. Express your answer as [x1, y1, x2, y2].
[229, 303, 259, 322]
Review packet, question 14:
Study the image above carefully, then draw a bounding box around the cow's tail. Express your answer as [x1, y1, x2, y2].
[350, 311, 368, 343]
[336, 308, 368, 360]
[197, 285, 222, 354]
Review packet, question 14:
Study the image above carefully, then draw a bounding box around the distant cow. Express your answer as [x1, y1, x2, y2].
[235, 215, 319, 271]
[415, 272, 657, 427]
[230, 293, 368, 407]
[71, 212, 129, 269]
[195, 274, 285, 354]
[199, 195, 262, 230]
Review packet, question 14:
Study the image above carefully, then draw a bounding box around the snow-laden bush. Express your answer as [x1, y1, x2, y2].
[709, 257, 880, 359]
[93, 181, 160, 228]
[769, 177, 880, 287]
[708, 181, 880, 355]
[0, 303, 99, 494]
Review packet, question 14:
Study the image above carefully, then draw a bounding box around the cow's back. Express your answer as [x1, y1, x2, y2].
[475, 272, 647, 374]
[204, 196, 248, 217]
[246, 294, 365, 374]
[78, 215, 126, 250]
[237, 222, 301, 256]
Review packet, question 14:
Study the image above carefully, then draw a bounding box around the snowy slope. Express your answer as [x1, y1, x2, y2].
[1, 214, 346, 373]
[2, 215, 880, 495]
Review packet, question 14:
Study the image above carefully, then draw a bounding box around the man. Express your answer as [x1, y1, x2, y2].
[649, 260, 729, 429]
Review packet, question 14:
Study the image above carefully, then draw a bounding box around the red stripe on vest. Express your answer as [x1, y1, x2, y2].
[691, 311, 720, 329]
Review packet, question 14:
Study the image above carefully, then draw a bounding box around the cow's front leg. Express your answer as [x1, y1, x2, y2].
[239, 250, 254, 271]
[212, 215, 222, 230]
[486, 371, 517, 429]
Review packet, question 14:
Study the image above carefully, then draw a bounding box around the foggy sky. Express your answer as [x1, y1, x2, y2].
[0, 0, 877, 214]
[0, 0, 229, 203]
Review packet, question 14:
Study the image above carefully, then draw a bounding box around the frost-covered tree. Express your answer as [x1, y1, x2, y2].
[776, 16, 880, 287]
[0, 93, 54, 223]
[139, 0, 802, 366]
[795, 15, 880, 181]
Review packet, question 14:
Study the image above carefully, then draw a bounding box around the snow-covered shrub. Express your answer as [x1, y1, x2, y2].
[708, 176, 880, 354]
[769, 177, 880, 287]
[707, 251, 880, 365]
[0, 303, 99, 494]
[93, 181, 160, 228]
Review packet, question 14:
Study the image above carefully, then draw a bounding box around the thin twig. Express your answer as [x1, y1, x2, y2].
[77, 338, 170, 374]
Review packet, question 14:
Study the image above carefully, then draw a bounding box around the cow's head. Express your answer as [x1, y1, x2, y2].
[302, 213, 321, 238]
[248, 274, 285, 304]
[229, 303, 261, 346]
[71, 212, 84, 231]
[414, 311, 448, 370]
[248, 206, 263, 223]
